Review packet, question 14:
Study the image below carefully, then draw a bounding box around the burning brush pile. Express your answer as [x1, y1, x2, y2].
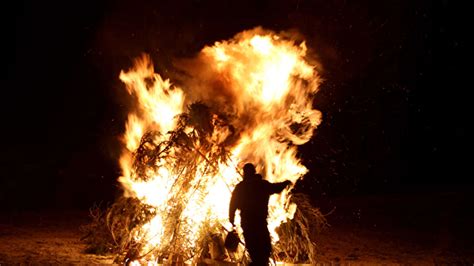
[82, 28, 328, 265]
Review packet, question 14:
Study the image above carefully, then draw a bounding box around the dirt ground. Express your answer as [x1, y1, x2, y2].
[1, 192, 473, 265]
[0, 211, 114, 265]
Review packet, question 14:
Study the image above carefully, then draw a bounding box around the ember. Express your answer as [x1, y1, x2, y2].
[83, 27, 327, 265]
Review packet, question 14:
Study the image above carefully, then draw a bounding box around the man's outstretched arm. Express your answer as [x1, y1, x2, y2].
[267, 180, 292, 194]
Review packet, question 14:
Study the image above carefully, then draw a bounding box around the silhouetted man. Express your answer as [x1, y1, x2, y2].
[229, 163, 292, 265]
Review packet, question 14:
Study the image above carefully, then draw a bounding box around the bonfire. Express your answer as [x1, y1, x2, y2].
[82, 27, 328, 265]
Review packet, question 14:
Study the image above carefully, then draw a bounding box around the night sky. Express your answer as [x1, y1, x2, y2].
[1, 0, 470, 210]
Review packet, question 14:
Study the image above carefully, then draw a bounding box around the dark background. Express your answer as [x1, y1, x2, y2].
[1, 0, 470, 210]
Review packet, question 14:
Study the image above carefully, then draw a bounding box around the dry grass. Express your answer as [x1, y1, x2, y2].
[80, 197, 156, 262]
[273, 193, 330, 264]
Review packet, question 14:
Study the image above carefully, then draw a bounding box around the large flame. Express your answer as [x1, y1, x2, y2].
[118, 28, 322, 264]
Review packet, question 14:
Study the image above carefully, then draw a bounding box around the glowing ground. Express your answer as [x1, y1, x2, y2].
[1, 192, 472, 265]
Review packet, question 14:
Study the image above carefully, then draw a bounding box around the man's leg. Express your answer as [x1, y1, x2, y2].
[242, 227, 257, 264]
[243, 224, 271, 265]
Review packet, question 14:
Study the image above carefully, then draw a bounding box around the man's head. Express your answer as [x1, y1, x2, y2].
[243, 163, 256, 179]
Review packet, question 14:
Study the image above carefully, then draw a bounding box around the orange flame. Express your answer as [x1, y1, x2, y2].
[118, 28, 322, 264]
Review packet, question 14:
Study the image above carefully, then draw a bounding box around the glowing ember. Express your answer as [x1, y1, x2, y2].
[118, 27, 322, 264]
